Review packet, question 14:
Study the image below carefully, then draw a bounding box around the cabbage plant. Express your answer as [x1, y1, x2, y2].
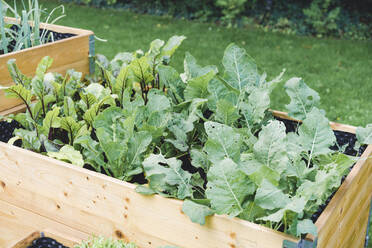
[2, 36, 372, 238]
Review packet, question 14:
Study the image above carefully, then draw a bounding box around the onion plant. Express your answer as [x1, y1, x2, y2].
[0, 0, 66, 55]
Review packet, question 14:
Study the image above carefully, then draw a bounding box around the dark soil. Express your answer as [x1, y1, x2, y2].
[0, 25, 75, 55]
[27, 237, 68, 248]
[276, 117, 367, 156]
[0, 120, 22, 144]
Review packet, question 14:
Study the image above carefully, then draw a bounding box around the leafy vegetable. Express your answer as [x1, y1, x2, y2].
[356, 124, 372, 145]
[284, 77, 320, 120]
[74, 236, 137, 248]
[48, 145, 84, 167]
[2, 37, 369, 239]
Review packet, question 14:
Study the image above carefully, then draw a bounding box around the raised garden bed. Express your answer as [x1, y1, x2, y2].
[0, 17, 94, 113]
[0, 109, 370, 248]
[0, 38, 371, 248]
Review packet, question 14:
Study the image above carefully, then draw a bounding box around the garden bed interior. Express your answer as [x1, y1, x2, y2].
[0, 108, 371, 248]
[0, 17, 94, 113]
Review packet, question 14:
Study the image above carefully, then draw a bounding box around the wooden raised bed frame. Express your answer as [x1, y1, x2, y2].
[0, 17, 94, 113]
[0, 108, 371, 248]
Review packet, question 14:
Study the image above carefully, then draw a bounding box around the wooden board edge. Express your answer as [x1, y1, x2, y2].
[9, 231, 40, 248]
[0, 104, 27, 117]
[0, 32, 93, 61]
[42, 229, 84, 247]
[315, 145, 372, 230]
[271, 110, 357, 134]
[4, 17, 93, 35]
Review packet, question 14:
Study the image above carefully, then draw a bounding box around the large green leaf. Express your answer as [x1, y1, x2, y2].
[182, 200, 214, 225]
[130, 56, 154, 84]
[94, 107, 135, 178]
[63, 96, 77, 119]
[356, 124, 372, 145]
[204, 121, 241, 164]
[146, 38, 165, 63]
[184, 70, 216, 101]
[253, 120, 289, 173]
[13, 129, 41, 151]
[222, 44, 259, 91]
[147, 90, 171, 113]
[113, 65, 130, 106]
[240, 88, 270, 130]
[160, 35, 186, 61]
[60, 117, 85, 145]
[206, 158, 255, 216]
[296, 219, 317, 236]
[126, 131, 152, 176]
[83, 95, 117, 127]
[158, 65, 185, 103]
[0, 84, 32, 105]
[241, 159, 281, 186]
[166, 113, 194, 152]
[254, 179, 290, 210]
[74, 135, 105, 172]
[35, 56, 53, 81]
[215, 99, 239, 126]
[143, 153, 193, 199]
[42, 107, 61, 135]
[207, 77, 238, 111]
[298, 108, 336, 166]
[285, 77, 320, 120]
[78, 92, 97, 112]
[182, 52, 218, 80]
[258, 196, 306, 222]
[47, 145, 84, 167]
[190, 148, 210, 171]
[7, 59, 31, 87]
[84, 83, 112, 102]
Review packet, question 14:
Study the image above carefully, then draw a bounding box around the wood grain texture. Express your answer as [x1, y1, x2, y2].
[0, 200, 89, 248]
[0, 142, 299, 248]
[9, 231, 39, 248]
[315, 145, 372, 248]
[0, 18, 93, 112]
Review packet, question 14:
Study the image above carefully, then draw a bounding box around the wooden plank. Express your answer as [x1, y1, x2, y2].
[4, 17, 93, 35]
[1, 108, 370, 248]
[10, 231, 39, 248]
[0, 19, 92, 112]
[43, 230, 83, 247]
[0, 142, 299, 248]
[315, 145, 372, 247]
[0, 200, 89, 248]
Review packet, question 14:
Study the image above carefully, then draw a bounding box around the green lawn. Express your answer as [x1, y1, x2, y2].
[38, 0, 372, 127]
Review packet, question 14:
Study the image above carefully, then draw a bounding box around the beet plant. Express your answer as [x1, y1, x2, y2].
[1, 35, 372, 238]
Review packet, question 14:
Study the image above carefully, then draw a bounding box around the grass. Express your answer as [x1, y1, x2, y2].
[37, 0, 372, 127]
